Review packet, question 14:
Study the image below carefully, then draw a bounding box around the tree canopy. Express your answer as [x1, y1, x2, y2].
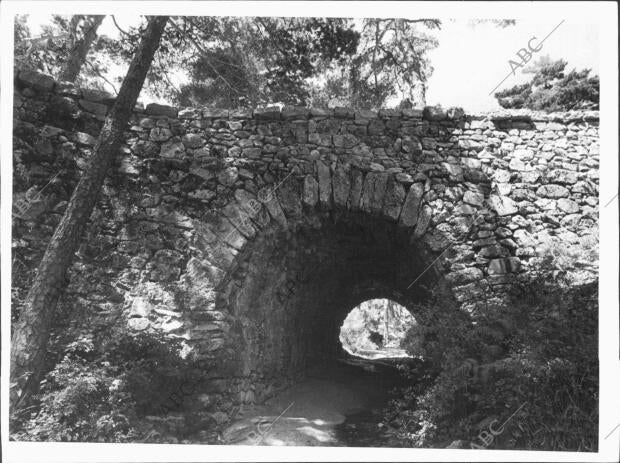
[494, 56, 599, 111]
[14, 15, 444, 109]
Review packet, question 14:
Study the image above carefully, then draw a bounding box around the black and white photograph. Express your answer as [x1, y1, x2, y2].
[1, 1, 618, 462]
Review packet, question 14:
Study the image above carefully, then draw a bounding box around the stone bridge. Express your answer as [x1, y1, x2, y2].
[12, 71, 599, 410]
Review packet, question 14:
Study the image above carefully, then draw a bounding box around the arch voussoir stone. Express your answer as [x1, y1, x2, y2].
[316, 160, 333, 207]
[302, 175, 319, 207]
[13, 71, 599, 416]
[360, 171, 389, 215]
[276, 177, 304, 223]
[399, 182, 425, 228]
[262, 191, 288, 230]
[382, 175, 407, 221]
[347, 168, 365, 211]
[332, 165, 352, 208]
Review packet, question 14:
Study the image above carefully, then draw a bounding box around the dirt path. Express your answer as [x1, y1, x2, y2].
[221, 360, 404, 446]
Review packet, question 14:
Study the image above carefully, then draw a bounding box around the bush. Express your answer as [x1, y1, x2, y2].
[11, 328, 210, 442]
[11, 336, 139, 442]
[387, 244, 598, 450]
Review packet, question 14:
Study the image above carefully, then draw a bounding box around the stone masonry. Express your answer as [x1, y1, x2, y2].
[12, 70, 599, 416]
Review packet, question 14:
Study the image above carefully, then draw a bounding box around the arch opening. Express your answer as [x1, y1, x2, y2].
[339, 298, 418, 360]
[216, 207, 441, 402]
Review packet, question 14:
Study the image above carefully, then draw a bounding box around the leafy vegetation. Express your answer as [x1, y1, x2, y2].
[11, 15, 599, 449]
[10, 326, 212, 442]
[384, 238, 598, 450]
[494, 56, 599, 111]
[339, 298, 416, 357]
[14, 15, 443, 109]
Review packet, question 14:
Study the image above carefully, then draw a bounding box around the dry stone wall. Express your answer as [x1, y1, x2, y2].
[12, 70, 599, 415]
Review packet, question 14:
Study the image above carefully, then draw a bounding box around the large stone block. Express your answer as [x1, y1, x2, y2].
[489, 194, 518, 216]
[302, 175, 319, 207]
[446, 267, 484, 285]
[479, 244, 510, 258]
[487, 257, 522, 275]
[355, 109, 377, 120]
[254, 106, 281, 120]
[332, 166, 352, 208]
[316, 161, 332, 207]
[49, 95, 80, 117]
[382, 176, 407, 221]
[536, 184, 570, 198]
[221, 203, 257, 239]
[182, 133, 205, 148]
[282, 106, 309, 120]
[82, 88, 115, 103]
[160, 141, 186, 159]
[423, 106, 447, 121]
[399, 183, 424, 227]
[203, 108, 229, 118]
[263, 193, 288, 229]
[412, 205, 432, 239]
[78, 99, 107, 116]
[218, 167, 239, 186]
[150, 127, 173, 142]
[18, 70, 55, 92]
[146, 103, 178, 118]
[547, 169, 578, 184]
[368, 119, 385, 136]
[360, 172, 389, 215]
[347, 169, 364, 210]
[277, 179, 303, 221]
[463, 191, 484, 207]
[557, 197, 579, 213]
[71, 131, 97, 146]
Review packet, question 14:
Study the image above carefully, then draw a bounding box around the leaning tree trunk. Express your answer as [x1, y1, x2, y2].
[58, 15, 105, 83]
[10, 16, 169, 409]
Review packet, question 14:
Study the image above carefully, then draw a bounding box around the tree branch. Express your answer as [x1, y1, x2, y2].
[169, 18, 241, 95]
[84, 59, 118, 94]
[111, 15, 131, 38]
[156, 54, 181, 95]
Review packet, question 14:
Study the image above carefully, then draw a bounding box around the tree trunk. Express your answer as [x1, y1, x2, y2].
[10, 16, 169, 409]
[58, 15, 105, 82]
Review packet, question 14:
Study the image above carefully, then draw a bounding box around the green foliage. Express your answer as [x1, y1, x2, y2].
[340, 298, 416, 357]
[16, 15, 441, 109]
[14, 15, 71, 75]
[310, 19, 441, 109]
[11, 335, 138, 442]
[388, 245, 598, 450]
[14, 15, 118, 92]
[175, 17, 360, 107]
[348, 19, 440, 108]
[11, 328, 210, 442]
[495, 56, 599, 111]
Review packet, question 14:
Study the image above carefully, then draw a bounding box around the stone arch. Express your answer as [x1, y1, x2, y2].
[179, 161, 475, 398]
[11, 71, 600, 410]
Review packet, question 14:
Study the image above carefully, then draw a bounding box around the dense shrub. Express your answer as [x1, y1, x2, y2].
[388, 243, 598, 451]
[11, 328, 210, 442]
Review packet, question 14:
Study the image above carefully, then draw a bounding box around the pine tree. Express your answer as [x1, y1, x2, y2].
[10, 16, 170, 409]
